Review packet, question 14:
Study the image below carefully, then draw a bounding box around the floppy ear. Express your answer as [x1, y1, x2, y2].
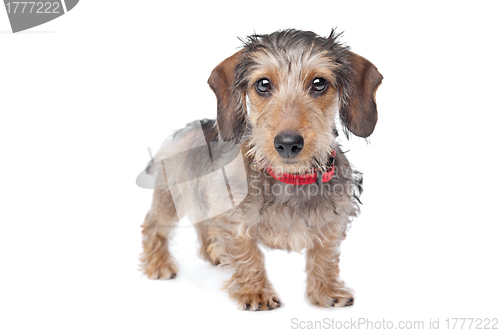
[208, 50, 246, 142]
[340, 51, 383, 138]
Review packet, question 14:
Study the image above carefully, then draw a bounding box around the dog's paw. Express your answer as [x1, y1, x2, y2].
[307, 285, 354, 308]
[235, 290, 282, 311]
[143, 261, 178, 280]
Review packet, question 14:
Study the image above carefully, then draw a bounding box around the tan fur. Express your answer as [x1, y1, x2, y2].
[246, 49, 339, 174]
[140, 30, 382, 310]
[140, 190, 178, 279]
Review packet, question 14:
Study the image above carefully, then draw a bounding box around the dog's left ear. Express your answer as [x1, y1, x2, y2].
[340, 52, 383, 138]
[208, 50, 246, 142]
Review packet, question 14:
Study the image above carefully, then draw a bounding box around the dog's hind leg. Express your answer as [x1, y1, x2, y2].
[140, 188, 180, 279]
[195, 221, 220, 265]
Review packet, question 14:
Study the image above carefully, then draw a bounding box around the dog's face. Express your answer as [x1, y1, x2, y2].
[208, 30, 383, 174]
[243, 42, 344, 174]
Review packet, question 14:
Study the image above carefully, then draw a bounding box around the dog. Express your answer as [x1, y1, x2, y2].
[140, 29, 383, 310]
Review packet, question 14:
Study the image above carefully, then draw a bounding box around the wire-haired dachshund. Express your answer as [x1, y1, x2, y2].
[140, 29, 383, 310]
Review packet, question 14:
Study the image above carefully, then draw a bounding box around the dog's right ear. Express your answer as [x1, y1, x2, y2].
[208, 50, 246, 142]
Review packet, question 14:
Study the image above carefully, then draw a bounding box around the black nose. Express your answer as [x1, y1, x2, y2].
[274, 132, 304, 158]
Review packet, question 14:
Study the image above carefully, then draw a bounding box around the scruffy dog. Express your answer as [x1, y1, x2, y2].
[140, 29, 383, 310]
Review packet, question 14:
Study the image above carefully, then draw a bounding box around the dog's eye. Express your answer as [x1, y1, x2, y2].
[255, 78, 271, 94]
[311, 78, 327, 92]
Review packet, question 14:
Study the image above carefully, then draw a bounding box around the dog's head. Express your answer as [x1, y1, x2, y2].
[208, 29, 382, 174]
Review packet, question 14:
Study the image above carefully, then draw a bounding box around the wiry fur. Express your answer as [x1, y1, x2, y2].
[140, 29, 382, 310]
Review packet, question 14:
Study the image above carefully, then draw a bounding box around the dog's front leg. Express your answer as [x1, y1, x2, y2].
[211, 226, 281, 311]
[305, 235, 354, 307]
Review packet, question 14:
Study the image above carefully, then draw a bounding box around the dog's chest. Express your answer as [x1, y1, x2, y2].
[225, 169, 358, 251]
[238, 202, 350, 252]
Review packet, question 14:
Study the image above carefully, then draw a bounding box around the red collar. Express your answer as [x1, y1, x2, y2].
[265, 151, 336, 185]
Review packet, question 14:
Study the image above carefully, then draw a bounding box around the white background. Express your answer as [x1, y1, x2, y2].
[1, 1, 499, 332]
